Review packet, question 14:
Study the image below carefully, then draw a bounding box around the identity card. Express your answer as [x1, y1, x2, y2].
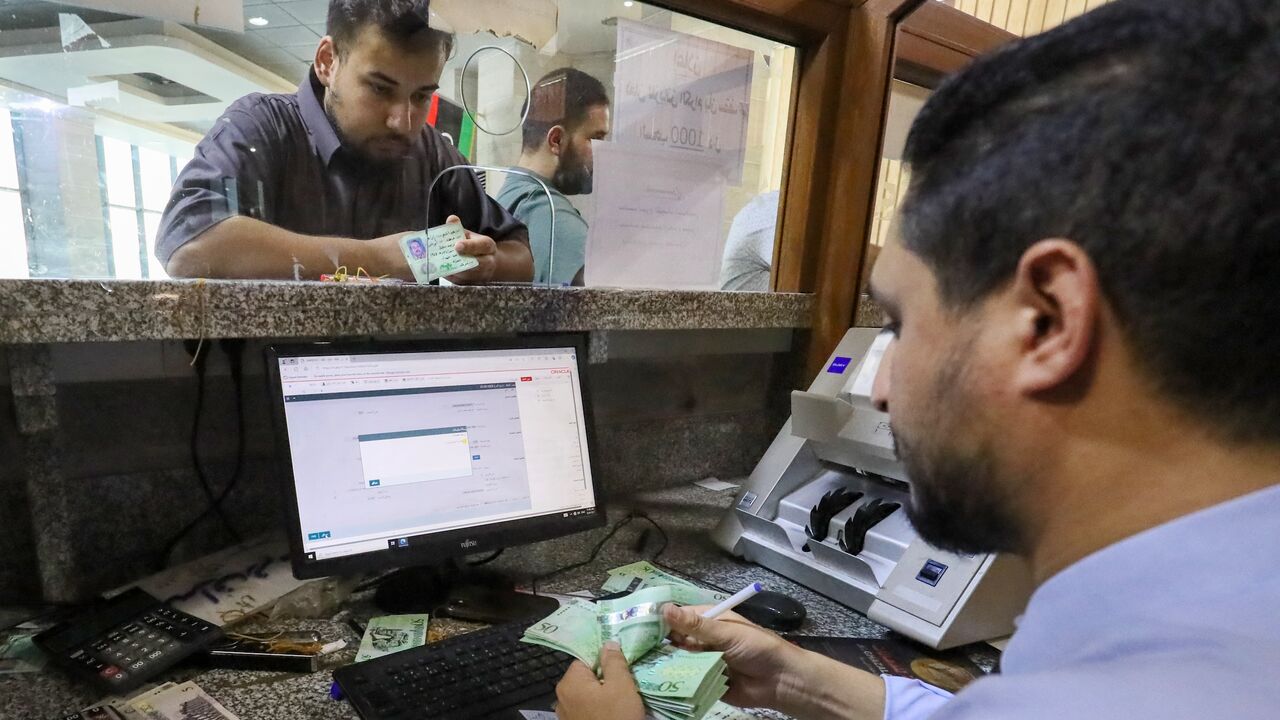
[399, 224, 479, 284]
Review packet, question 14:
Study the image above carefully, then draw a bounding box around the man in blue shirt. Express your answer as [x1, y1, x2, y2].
[555, 0, 1280, 718]
[497, 68, 611, 285]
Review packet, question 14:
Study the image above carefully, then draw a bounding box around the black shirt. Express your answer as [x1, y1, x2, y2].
[156, 70, 527, 265]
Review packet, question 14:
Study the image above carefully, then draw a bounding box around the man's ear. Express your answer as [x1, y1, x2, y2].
[546, 125, 567, 157]
[315, 37, 338, 87]
[1009, 239, 1100, 395]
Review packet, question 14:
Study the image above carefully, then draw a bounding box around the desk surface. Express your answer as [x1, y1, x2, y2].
[0, 485, 985, 720]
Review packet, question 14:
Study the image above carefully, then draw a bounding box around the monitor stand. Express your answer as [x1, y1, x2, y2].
[373, 561, 560, 625]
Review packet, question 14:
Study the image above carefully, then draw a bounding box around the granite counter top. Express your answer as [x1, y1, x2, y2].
[0, 280, 813, 344]
[0, 485, 989, 720]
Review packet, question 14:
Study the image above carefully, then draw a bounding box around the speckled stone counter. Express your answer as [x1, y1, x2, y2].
[0, 280, 813, 344]
[0, 485, 992, 720]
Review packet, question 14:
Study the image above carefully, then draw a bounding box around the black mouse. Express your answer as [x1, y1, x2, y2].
[733, 590, 806, 632]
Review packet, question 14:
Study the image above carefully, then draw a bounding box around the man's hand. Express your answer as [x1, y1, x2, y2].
[555, 641, 646, 720]
[368, 232, 415, 280]
[442, 214, 498, 285]
[665, 604, 806, 710]
[666, 605, 887, 720]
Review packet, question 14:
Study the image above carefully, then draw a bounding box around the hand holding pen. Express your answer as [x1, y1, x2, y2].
[662, 582, 828, 713]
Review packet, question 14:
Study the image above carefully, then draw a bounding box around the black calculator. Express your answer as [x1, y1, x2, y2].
[33, 587, 224, 694]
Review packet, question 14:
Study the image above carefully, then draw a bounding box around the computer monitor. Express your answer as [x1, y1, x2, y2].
[265, 335, 605, 617]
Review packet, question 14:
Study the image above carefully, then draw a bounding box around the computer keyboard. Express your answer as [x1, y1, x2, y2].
[333, 620, 573, 720]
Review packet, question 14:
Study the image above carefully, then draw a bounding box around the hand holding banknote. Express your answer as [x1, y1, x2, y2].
[663, 604, 803, 711]
[555, 641, 646, 720]
[665, 604, 889, 720]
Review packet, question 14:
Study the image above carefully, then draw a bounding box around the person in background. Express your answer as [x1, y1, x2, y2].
[718, 190, 879, 293]
[497, 68, 610, 286]
[718, 190, 778, 292]
[555, 0, 1280, 718]
[156, 0, 532, 283]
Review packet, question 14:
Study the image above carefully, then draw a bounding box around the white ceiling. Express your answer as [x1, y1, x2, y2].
[191, 0, 327, 86]
[0, 1, 788, 147]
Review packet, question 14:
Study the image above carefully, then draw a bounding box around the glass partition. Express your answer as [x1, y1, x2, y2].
[0, 1, 796, 289]
[856, 80, 928, 326]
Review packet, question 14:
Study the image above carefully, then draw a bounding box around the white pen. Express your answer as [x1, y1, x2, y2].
[701, 582, 763, 620]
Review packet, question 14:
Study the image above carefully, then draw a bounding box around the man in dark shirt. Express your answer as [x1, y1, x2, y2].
[156, 0, 533, 283]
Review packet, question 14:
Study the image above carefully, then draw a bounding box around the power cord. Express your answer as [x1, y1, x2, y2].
[466, 548, 504, 567]
[158, 339, 246, 568]
[530, 511, 668, 596]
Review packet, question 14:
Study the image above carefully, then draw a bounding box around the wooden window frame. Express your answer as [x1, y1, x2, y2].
[657, 0, 1014, 376]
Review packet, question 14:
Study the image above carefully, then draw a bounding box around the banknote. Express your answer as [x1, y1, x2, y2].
[129, 681, 240, 720]
[598, 586, 674, 664]
[117, 682, 177, 718]
[0, 633, 46, 674]
[602, 561, 730, 607]
[355, 614, 430, 662]
[520, 599, 601, 667]
[523, 589, 729, 720]
[632, 644, 728, 720]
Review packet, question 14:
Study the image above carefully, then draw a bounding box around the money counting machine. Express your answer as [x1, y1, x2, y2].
[712, 328, 1032, 648]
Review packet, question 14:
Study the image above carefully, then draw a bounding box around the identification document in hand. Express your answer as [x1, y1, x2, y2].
[400, 224, 479, 283]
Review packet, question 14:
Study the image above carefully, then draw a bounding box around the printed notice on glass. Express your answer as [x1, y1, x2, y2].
[612, 19, 754, 184]
[585, 141, 726, 290]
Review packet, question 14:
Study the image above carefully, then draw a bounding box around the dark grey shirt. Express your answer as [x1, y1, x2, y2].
[156, 70, 527, 265]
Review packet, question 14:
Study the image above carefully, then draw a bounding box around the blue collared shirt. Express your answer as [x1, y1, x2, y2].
[496, 169, 587, 286]
[884, 483, 1280, 720]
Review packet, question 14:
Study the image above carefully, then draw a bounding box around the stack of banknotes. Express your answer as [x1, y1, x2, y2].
[522, 586, 730, 720]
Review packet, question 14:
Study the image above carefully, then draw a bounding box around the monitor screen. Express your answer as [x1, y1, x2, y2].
[266, 336, 604, 579]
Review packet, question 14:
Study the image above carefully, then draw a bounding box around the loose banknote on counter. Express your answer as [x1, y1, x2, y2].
[522, 586, 730, 720]
[0, 633, 46, 674]
[355, 614, 430, 663]
[68, 680, 241, 719]
[602, 561, 732, 607]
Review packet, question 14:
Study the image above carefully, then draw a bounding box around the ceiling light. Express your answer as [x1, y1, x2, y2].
[248, 16, 269, 27]
[623, 1, 635, 6]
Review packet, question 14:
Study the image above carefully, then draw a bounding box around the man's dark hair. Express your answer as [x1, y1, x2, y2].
[521, 68, 610, 151]
[899, 0, 1280, 443]
[327, 0, 454, 58]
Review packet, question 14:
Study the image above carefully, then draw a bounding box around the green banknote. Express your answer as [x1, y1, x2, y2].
[354, 614, 429, 662]
[522, 589, 730, 720]
[632, 644, 729, 720]
[602, 561, 730, 606]
[520, 599, 601, 667]
[598, 586, 674, 664]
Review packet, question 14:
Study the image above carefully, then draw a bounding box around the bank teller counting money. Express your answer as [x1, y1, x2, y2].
[555, 0, 1280, 718]
[155, 0, 533, 283]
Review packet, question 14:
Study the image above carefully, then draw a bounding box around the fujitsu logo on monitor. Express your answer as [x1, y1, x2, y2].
[460, 539, 478, 549]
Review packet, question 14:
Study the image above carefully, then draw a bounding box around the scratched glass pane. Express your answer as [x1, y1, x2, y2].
[0, 1, 795, 287]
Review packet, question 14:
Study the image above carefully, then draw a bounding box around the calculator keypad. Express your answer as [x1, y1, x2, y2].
[67, 607, 218, 688]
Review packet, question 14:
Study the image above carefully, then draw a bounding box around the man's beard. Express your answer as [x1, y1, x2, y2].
[325, 90, 410, 167]
[552, 142, 593, 195]
[893, 341, 1027, 556]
